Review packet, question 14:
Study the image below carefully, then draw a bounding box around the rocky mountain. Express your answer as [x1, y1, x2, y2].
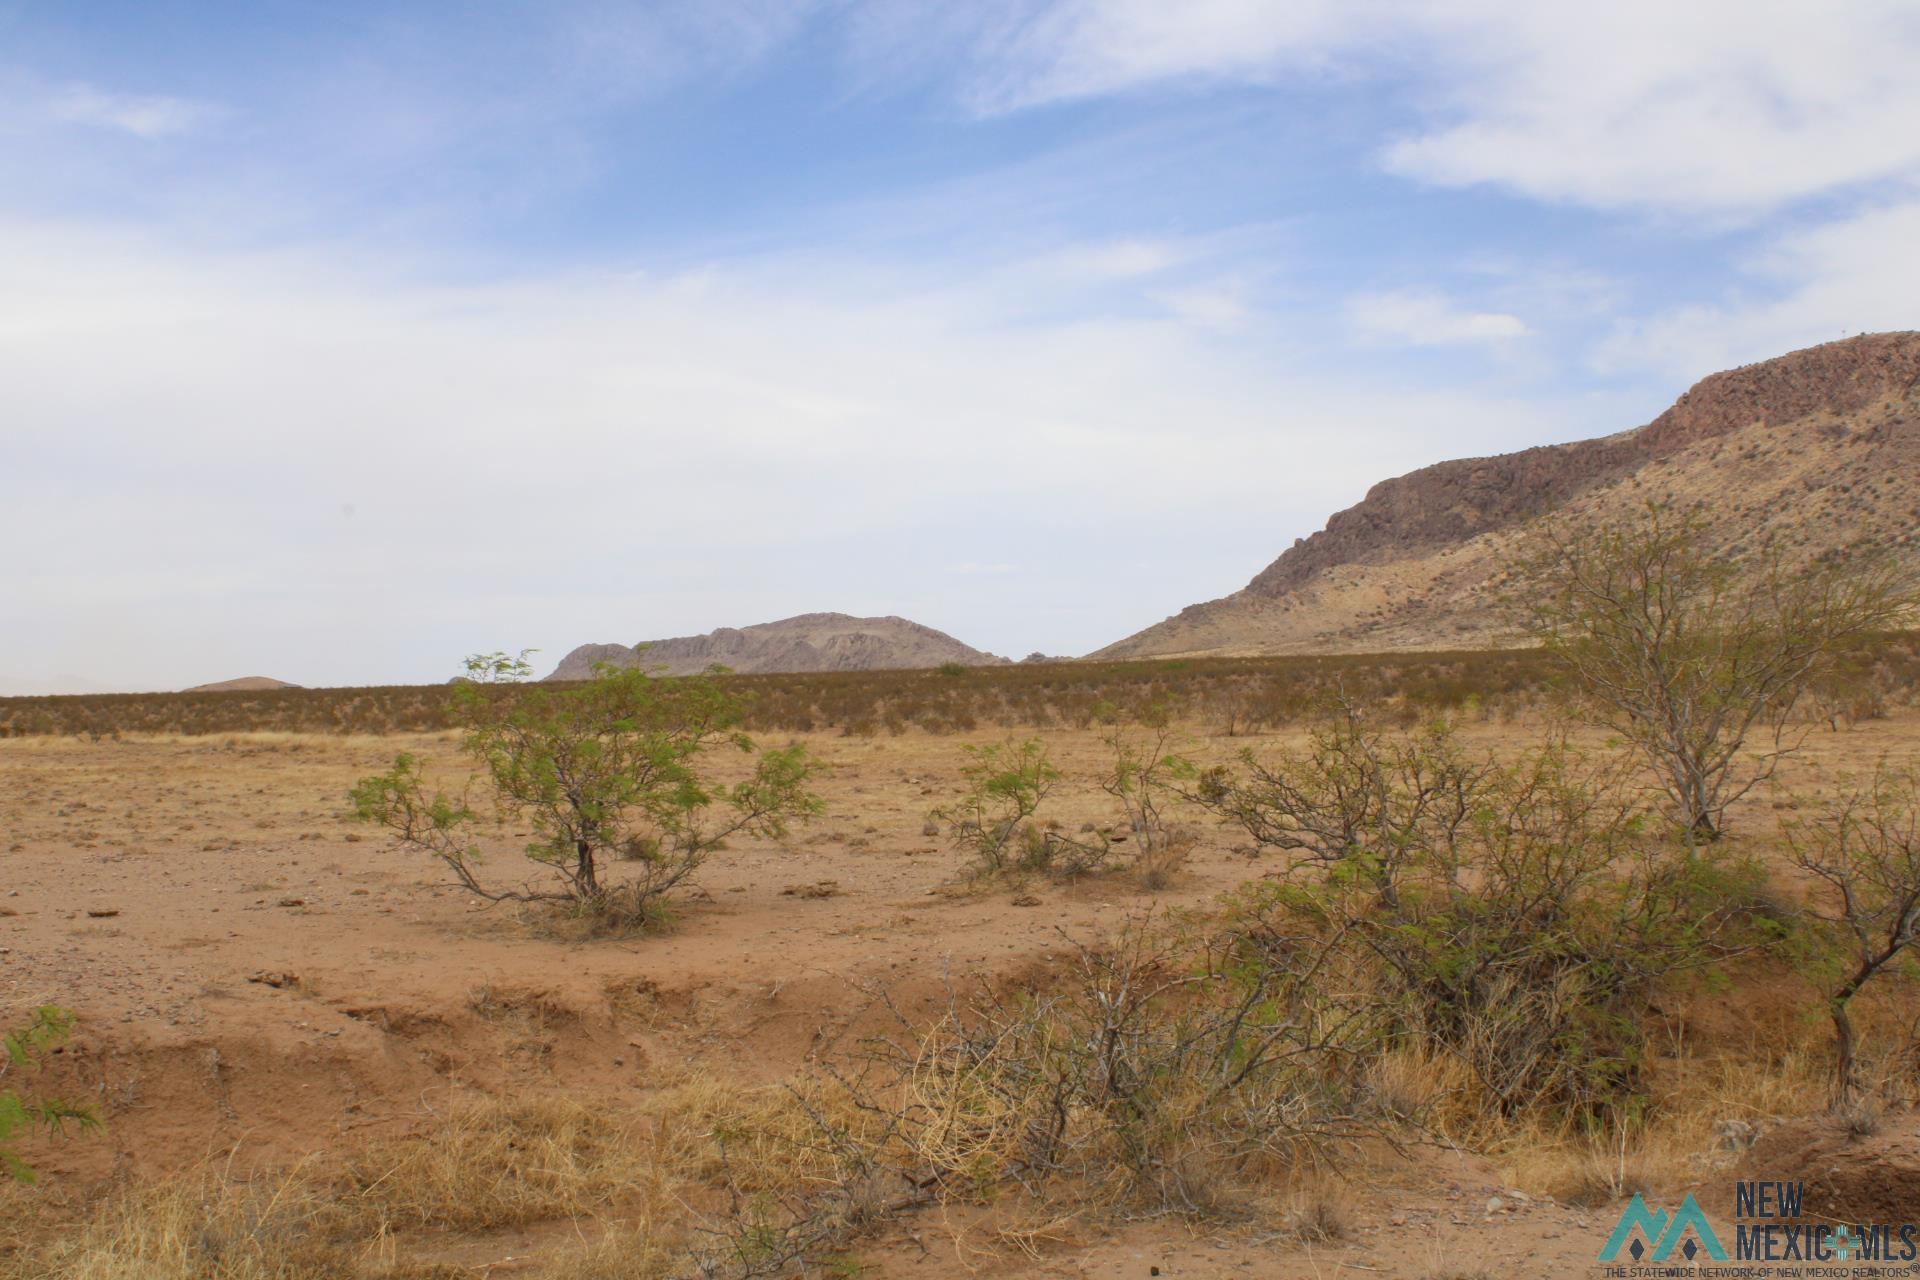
[182, 676, 302, 692]
[1098, 332, 1920, 658]
[545, 613, 1007, 680]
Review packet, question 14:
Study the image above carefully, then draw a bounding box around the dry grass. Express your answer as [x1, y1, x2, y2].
[2, 1084, 847, 1280]
[11, 676, 1920, 1274]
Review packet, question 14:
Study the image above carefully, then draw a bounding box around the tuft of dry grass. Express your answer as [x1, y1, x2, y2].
[1279, 1182, 1354, 1242]
[14, 1167, 461, 1280]
[342, 1095, 662, 1232]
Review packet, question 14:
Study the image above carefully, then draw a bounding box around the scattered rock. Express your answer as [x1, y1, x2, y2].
[85, 908, 120, 918]
[247, 971, 300, 989]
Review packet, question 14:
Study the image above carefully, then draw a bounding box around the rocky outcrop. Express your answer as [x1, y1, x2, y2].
[1243, 332, 1920, 600]
[545, 613, 1006, 680]
[1099, 332, 1920, 658]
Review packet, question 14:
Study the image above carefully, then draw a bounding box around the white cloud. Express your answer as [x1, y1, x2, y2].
[45, 83, 213, 138]
[1153, 283, 1251, 331]
[0, 222, 1565, 688]
[961, 0, 1355, 111]
[1378, 3, 1920, 215]
[913, 0, 1920, 216]
[1346, 289, 1528, 346]
[1593, 198, 1920, 380]
[1041, 237, 1182, 280]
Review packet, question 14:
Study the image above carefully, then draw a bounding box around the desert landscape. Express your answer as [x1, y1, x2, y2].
[7, 412, 1920, 1274]
[1, 690, 1918, 1277]
[9, 7, 1920, 1278]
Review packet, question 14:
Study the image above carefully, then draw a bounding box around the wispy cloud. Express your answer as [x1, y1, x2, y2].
[5, 2, 1916, 691]
[45, 82, 215, 138]
[1346, 289, 1528, 347]
[0, 221, 1564, 687]
[896, 1, 1920, 217]
[1594, 197, 1920, 379]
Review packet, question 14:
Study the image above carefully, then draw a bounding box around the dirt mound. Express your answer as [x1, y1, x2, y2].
[546, 612, 1007, 678]
[1099, 331, 1920, 659]
[1733, 1113, 1920, 1225]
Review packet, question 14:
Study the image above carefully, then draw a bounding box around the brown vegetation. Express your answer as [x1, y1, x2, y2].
[12, 636, 1920, 744]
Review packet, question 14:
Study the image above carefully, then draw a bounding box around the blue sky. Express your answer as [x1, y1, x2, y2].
[4, 1, 1919, 691]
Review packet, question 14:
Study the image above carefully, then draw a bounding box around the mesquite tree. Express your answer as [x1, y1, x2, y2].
[1520, 503, 1913, 842]
[1784, 764, 1920, 1104]
[353, 652, 820, 928]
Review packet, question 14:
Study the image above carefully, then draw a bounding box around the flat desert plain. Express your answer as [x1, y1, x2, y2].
[4, 714, 1919, 1278]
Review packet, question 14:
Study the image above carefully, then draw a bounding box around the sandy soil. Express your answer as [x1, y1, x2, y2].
[4, 716, 1916, 1277]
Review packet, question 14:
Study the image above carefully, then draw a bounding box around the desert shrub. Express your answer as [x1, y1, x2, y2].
[15, 636, 1920, 742]
[1193, 701, 1489, 907]
[1, 1006, 97, 1184]
[932, 733, 1207, 883]
[927, 737, 1115, 878]
[1102, 724, 1198, 887]
[0, 645, 1609, 739]
[712, 916, 1391, 1253]
[1200, 713, 1764, 1128]
[351, 653, 820, 930]
[1518, 502, 1917, 841]
[1784, 762, 1920, 1104]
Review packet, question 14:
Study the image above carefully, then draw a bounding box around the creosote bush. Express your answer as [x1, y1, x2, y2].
[352, 653, 821, 930]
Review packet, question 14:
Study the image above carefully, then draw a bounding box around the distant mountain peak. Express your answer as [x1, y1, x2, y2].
[183, 676, 302, 693]
[546, 613, 1006, 679]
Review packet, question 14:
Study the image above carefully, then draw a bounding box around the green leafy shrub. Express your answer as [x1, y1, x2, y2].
[352, 653, 821, 930]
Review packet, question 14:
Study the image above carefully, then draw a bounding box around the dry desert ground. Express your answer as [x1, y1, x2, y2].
[4, 712, 1920, 1278]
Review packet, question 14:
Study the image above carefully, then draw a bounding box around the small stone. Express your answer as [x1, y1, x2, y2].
[1714, 1119, 1757, 1152]
[1486, 1196, 1506, 1214]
